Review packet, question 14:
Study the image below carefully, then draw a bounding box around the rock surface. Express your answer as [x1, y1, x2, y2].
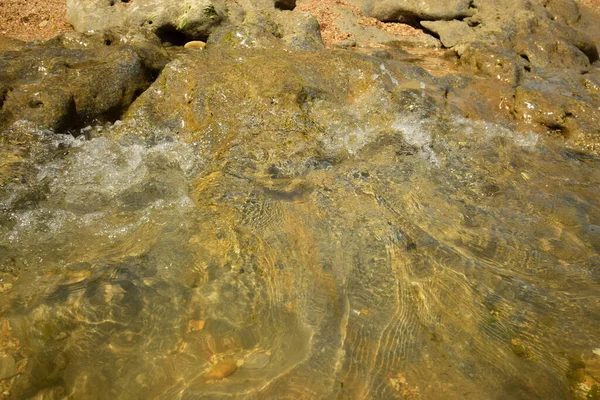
[348, 0, 472, 22]
[66, 0, 301, 42]
[420, 20, 474, 48]
[0, 355, 18, 380]
[0, 28, 168, 133]
[67, 0, 223, 41]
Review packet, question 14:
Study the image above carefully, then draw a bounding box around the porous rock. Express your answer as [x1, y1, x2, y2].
[0, 28, 169, 133]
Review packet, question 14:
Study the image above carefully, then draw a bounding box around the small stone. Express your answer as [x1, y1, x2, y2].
[204, 359, 238, 381]
[0, 355, 18, 380]
[593, 348, 600, 356]
[188, 320, 205, 332]
[184, 41, 206, 50]
[39, 20, 49, 28]
[510, 338, 533, 359]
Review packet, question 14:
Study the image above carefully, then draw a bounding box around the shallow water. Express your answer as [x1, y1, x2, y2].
[0, 112, 599, 399]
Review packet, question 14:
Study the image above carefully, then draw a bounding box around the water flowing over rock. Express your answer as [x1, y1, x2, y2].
[1, 0, 600, 399]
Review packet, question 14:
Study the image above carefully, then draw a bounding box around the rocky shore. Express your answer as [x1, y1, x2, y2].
[1, 0, 600, 399]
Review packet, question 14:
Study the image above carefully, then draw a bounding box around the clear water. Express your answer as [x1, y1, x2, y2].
[0, 113, 599, 399]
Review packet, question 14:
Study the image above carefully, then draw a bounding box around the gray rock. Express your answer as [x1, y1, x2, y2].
[420, 20, 475, 48]
[67, 0, 224, 41]
[0, 355, 18, 380]
[335, 39, 357, 49]
[0, 29, 168, 133]
[542, 0, 580, 25]
[348, 0, 473, 22]
[207, 9, 323, 51]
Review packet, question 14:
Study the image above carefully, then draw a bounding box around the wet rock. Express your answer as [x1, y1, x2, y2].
[67, 0, 224, 42]
[348, 0, 472, 22]
[0, 28, 168, 133]
[124, 45, 446, 168]
[188, 319, 205, 332]
[514, 77, 600, 140]
[457, 43, 524, 85]
[0, 355, 18, 380]
[244, 352, 271, 369]
[421, 20, 474, 48]
[510, 338, 534, 359]
[27, 386, 67, 400]
[204, 359, 238, 380]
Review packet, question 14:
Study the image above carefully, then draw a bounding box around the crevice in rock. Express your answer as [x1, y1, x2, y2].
[0, 87, 8, 110]
[155, 24, 200, 46]
[275, 0, 296, 11]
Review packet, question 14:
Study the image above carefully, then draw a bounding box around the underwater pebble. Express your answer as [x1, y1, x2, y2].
[205, 359, 238, 381]
[0, 355, 18, 380]
[188, 320, 205, 332]
[593, 348, 600, 356]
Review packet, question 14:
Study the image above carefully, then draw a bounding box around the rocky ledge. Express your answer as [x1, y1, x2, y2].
[0, 0, 598, 150]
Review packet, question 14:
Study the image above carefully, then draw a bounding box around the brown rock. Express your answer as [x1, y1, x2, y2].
[0, 355, 18, 380]
[204, 359, 238, 381]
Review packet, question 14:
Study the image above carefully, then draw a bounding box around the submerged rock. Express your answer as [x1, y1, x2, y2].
[0, 355, 18, 380]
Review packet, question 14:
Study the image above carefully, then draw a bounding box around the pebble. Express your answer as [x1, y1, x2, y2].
[593, 348, 600, 356]
[39, 20, 49, 28]
[204, 359, 237, 380]
[184, 41, 206, 50]
[0, 355, 18, 380]
[188, 319, 205, 332]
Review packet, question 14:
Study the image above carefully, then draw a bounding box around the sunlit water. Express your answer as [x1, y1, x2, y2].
[1, 112, 599, 399]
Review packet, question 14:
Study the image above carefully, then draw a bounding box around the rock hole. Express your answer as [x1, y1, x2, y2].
[104, 39, 112, 46]
[0, 87, 8, 110]
[109, 0, 116, 6]
[121, 0, 131, 2]
[524, 65, 531, 72]
[519, 54, 530, 62]
[274, 0, 296, 11]
[132, 88, 146, 102]
[28, 99, 44, 108]
[545, 123, 569, 138]
[155, 25, 193, 46]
